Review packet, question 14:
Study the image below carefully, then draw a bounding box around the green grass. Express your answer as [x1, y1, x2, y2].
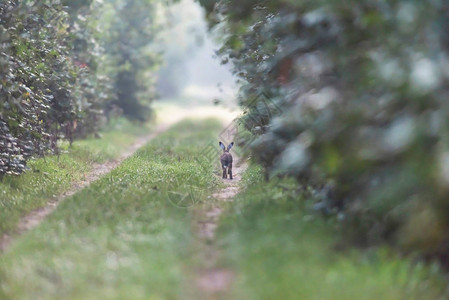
[0, 119, 222, 300]
[2, 117, 448, 299]
[218, 164, 449, 300]
[0, 118, 152, 236]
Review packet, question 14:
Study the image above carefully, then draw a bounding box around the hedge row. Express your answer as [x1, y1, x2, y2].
[199, 0, 449, 265]
[0, 0, 162, 176]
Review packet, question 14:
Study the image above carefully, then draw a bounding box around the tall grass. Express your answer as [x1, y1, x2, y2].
[0, 118, 152, 236]
[0, 119, 222, 299]
[218, 165, 449, 299]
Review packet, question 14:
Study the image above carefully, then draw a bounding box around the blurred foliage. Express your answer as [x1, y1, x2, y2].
[1, 0, 83, 176]
[0, 0, 168, 176]
[96, 0, 163, 121]
[199, 0, 449, 263]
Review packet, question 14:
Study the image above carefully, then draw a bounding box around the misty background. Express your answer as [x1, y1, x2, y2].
[155, 0, 237, 106]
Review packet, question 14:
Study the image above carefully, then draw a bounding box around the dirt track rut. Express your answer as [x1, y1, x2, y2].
[0, 123, 172, 252]
[194, 158, 247, 299]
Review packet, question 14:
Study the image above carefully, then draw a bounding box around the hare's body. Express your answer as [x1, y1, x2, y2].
[219, 142, 234, 179]
[221, 152, 233, 179]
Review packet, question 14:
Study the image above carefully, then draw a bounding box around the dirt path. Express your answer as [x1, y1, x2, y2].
[0, 104, 238, 253]
[0, 123, 173, 253]
[194, 158, 247, 299]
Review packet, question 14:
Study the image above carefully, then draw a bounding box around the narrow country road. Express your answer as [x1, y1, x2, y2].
[0, 106, 238, 254]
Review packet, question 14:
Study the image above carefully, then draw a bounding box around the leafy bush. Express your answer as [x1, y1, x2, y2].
[199, 0, 449, 263]
[0, 0, 166, 176]
[0, 0, 79, 175]
[97, 0, 163, 121]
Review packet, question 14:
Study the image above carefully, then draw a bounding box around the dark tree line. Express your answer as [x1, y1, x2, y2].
[199, 0, 449, 265]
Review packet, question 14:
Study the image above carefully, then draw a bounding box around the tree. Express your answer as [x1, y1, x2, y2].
[98, 0, 162, 121]
[199, 0, 449, 264]
[0, 0, 79, 174]
[0, 0, 170, 176]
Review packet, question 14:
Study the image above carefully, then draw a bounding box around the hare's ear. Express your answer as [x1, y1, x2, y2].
[219, 142, 226, 150]
[227, 142, 234, 151]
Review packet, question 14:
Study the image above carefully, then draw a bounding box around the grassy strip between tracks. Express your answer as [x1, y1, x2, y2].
[0, 119, 222, 299]
[218, 164, 449, 300]
[0, 118, 152, 236]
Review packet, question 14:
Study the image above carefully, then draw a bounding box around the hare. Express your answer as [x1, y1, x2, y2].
[219, 141, 234, 179]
